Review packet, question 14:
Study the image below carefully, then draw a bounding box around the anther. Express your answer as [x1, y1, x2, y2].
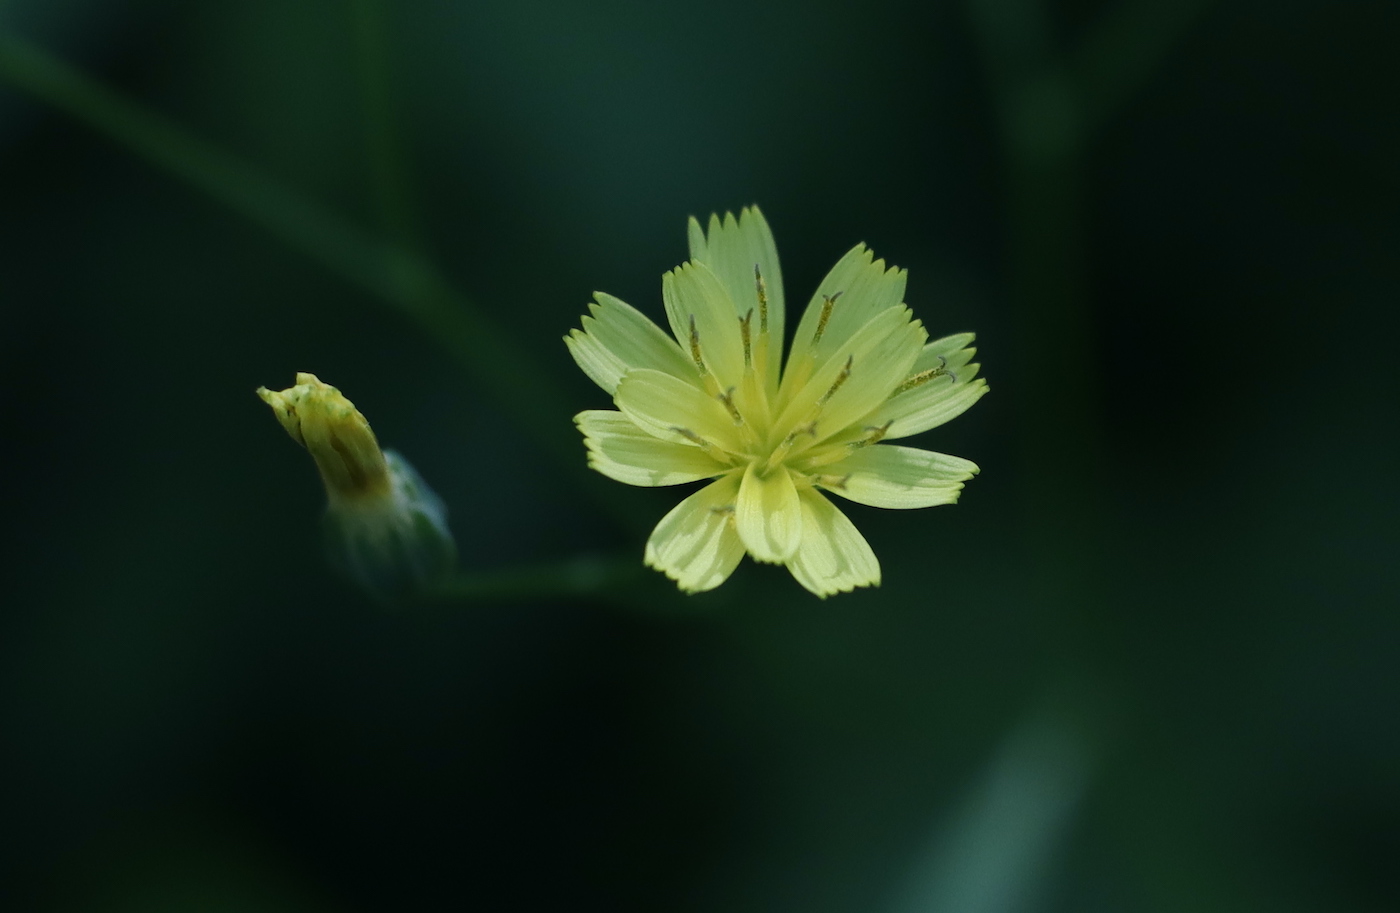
[670, 425, 721, 457]
[765, 421, 818, 471]
[847, 420, 893, 451]
[891, 357, 958, 397]
[819, 354, 854, 404]
[688, 315, 708, 375]
[785, 421, 818, 445]
[739, 309, 753, 366]
[717, 387, 744, 425]
[754, 266, 769, 333]
[812, 291, 842, 345]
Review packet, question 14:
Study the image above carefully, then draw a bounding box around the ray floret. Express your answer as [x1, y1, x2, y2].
[566, 207, 988, 597]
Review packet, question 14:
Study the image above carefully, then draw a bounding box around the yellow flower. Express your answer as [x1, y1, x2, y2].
[566, 208, 988, 597]
[258, 373, 455, 598]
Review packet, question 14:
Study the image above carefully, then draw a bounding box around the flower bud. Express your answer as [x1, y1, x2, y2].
[258, 373, 455, 599]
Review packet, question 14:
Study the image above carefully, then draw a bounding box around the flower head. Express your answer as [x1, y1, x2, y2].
[566, 208, 988, 597]
[258, 373, 455, 599]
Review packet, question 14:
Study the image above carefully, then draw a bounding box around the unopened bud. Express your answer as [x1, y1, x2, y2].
[258, 373, 456, 599]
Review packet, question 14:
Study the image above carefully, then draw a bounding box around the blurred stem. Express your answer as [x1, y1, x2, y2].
[425, 552, 648, 603]
[0, 35, 648, 534]
[347, 0, 420, 248]
[964, 0, 1105, 648]
[1072, 0, 1217, 132]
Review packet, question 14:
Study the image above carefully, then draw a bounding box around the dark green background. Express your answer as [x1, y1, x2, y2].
[2, 1, 1396, 910]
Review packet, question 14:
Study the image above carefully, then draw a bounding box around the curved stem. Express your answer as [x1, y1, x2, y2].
[0, 34, 651, 535]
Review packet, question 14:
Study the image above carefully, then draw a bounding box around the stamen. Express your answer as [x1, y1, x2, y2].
[739, 309, 753, 367]
[688, 315, 707, 373]
[891, 357, 958, 397]
[754, 266, 769, 333]
[717, 387, 744, 425]
[764, 421, 818, 471]
[847, 420, 893, 451]
[670, 425, 722, 457]
[814, 473, 852, 490]
[819, 355, 854, 405]
[812, 291, 842, 345]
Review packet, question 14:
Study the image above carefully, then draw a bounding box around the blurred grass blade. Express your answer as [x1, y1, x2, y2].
[891, 713, 1092, 913]
[348, 0, 420, 247]
[0, 34, 648, 530]
[426, 552, 647, 603]
[0, 35, 389, 296]
[1071, 0, 1216, 131]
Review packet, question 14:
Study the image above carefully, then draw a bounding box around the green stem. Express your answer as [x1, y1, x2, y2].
[1072, 0, 1216, 133]
[348, 0, 420, 248]
[425, 552, 648, 602]
[0, 34, 650, 534]
[964, 0, 1105, 643]
[0, 37, 390, 299]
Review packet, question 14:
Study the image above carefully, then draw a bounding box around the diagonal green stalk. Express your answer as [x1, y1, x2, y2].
[335, 3, 660, 599]
[348, 0, 420, 249]
[0, 34, 651, 538]
[1071, 0, 1217, 133]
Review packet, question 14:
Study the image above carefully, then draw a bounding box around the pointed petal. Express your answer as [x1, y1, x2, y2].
[645, 473, 746, 593]
[815, 444, 978, 509]
[687, 215, 709, 261]
[925, 332, 978, 364]
[565, 292, 694, 394]
[614, 368, 743, 452]
[784, 243, 908, 380]
[576, 410, 729, 486]
[689, 207, 786, 366]
[881, 377, 989, 438]
[564, 330, 623, 397]
[855, 333, 989, 439]
[661, 261, 746, 389]
[734, 463, 802, 563]
[787, 489, 880, 598]
[773, 305, 927, 448]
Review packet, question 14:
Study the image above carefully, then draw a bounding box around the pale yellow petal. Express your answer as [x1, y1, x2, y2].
[687, 215, 709, 261]
[614, 368, 743, 452]
[773, 306, 927, 448]
[783, 244, 908, 381]
[786, 489, 880, 598]
[813, 444, 978, 509]
[565, 329, 626, 395]
[661, 260, 746, 389]
[734, 463, 802, 563]
[688, 207, 786, 372]
[576, 410, 729, 486]
[878, 375, 989, 439]
[924, 332, 978, 365]
[565, 293, 694, 394]
[644, 473, 746, 593]
[844, 333, 988, 440]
